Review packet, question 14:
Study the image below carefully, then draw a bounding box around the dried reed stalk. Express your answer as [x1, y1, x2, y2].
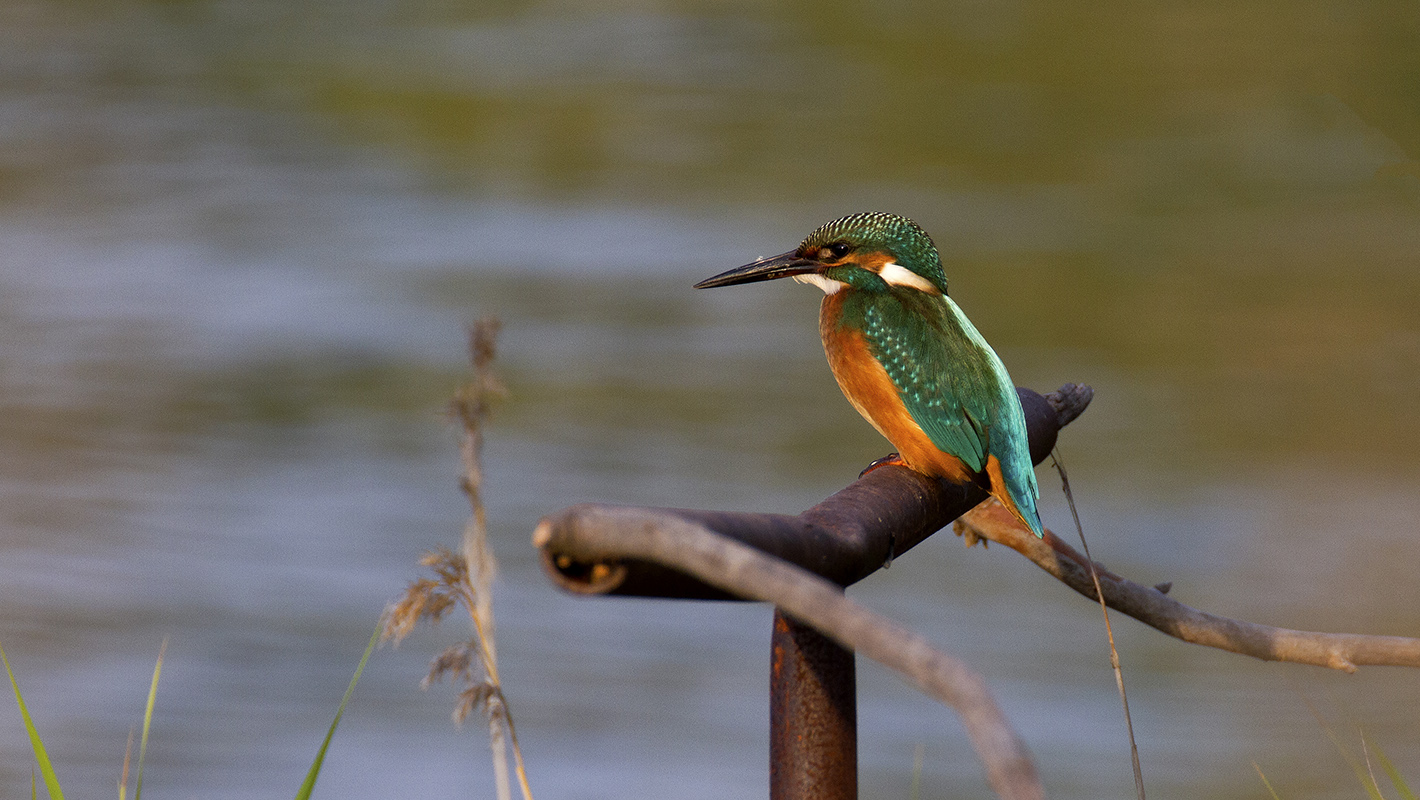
[385, 318, 532, 800]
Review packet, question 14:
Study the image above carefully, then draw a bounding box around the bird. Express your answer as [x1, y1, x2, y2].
[694, 212, 1043, 537]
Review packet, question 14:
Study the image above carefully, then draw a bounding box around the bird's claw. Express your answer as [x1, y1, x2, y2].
[859, 452, 907, 478]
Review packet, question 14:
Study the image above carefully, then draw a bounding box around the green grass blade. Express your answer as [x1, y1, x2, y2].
[1300, 692, 1387, 800]
[1320, 724, 1385, 800]
[908, 743, 924, 800]
[294, 619, 381, 800]
[134, 638, 167, 800]
[119, 727, 133, 800]
[0, 639, 65, 800]
[1252, 762, 1283, 800]
[1365, 734, 1416, 800]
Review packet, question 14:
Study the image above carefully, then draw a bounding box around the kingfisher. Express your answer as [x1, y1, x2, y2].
[695, 212, 1043, 537]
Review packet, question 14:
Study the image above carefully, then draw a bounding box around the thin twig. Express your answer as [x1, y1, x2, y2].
[1052, 448, 1144, 799]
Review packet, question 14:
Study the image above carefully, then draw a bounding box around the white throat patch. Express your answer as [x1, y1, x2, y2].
[877, 262, 939, 293]
[792, 273, 846, 295]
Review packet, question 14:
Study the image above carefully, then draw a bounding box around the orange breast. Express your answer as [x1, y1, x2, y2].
[819, 296, 973, 484]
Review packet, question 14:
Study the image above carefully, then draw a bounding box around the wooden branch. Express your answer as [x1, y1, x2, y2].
[533, 507, 1045, 800]
[955, 503, 1420, 673]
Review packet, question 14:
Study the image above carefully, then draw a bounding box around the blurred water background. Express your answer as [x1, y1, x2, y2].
[1, 1, 1418, 798]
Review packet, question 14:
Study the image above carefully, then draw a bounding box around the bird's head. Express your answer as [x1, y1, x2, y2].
[695, 212, 948, 296]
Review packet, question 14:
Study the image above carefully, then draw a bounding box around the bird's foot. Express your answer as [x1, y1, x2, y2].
[859, 452, 907, 478]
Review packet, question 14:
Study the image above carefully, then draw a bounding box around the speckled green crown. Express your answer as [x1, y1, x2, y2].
[801, 212, 949, 292]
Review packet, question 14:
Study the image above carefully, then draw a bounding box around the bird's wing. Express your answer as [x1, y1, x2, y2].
[860, 295, 994, 473]
[863, 291, 1042, 535]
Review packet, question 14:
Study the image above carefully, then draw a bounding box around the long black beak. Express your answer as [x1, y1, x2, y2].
[694, 250, 826, 289]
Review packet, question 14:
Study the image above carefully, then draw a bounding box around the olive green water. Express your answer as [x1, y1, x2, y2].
[1, 1, 1418, 797]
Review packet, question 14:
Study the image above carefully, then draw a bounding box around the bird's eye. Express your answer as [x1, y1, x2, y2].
[822, 242, 851, 260]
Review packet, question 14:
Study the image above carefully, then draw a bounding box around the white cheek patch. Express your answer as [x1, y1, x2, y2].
[792, 273, 847, 295]
[877, 262, 940, 294]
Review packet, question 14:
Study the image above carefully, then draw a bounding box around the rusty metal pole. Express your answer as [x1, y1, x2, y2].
[771, 608, 857, 800]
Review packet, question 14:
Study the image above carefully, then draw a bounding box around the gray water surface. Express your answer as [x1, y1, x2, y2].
[2, 2, 1419, 798]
